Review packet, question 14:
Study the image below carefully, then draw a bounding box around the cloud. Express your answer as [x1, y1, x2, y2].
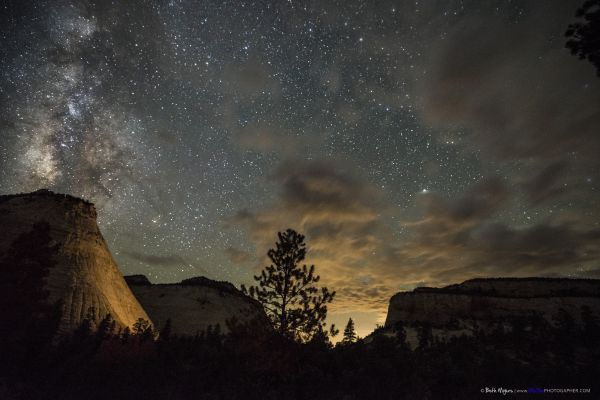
[123, 251, 189, 267]
[230, 160, 400, 319]
[520, 161, 568, 205]
[219, 57, 325, 157]
[420, 2, 600, 168]
[122, 251, 209, 276]
[232, 162, 600, 330]
[404, 2, 600, 283]
[399, 182, 600, 285]
[414, 221, 600, 284]
[418, 177, 509, 226]
[225, 247, 251, 264]
[230, 121, 316, 155]
[222, 57, 280, 99]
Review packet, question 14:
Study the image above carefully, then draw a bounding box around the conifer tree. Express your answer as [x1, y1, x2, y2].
[242, 229, 336, 342]
[0, 221, 65, 367]
[95, 313, 115, 341]
[160, 318, 173, 341]
[133, 317, 154, 341]
[394, 321, 409, 350]
[417, 323, 433, 350]
[342, 318, 357, 344]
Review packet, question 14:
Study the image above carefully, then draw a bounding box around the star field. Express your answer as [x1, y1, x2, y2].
[1, 0, 599, 337]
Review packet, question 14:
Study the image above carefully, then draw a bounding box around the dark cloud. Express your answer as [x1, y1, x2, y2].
[401, 184, 600, 284]
[225, 247, 251, 264]
[274, 160, 384, 221]
[475, 223, 600, 267]
[427, 222, 600, 282]
[420, 2, 600, 168]
[422, 177, 509, 224]
[124, 251, 188, 268]
[229, 121, 321, 156]
[521, 161, 568, 205]
[222, 57, 280, 99]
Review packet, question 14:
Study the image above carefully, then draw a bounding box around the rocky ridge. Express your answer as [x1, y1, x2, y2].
[383, 277, 600, 347]
[0, 189, 151, 335]
[125, 274, 268, 336]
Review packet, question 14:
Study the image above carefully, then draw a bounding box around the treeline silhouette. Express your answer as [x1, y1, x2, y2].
[1, 306, 599, 400]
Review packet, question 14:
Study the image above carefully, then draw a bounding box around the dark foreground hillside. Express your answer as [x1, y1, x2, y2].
[0, 310, 598, 400]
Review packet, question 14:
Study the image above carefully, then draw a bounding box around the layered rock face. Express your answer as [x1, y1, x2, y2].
[125, 275, 268, 335]
[385, 278, 600, 330]
[0, 190, 151, 335]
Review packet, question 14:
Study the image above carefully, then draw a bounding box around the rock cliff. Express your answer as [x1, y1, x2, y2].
[0, 190, 151, 335]
[125, 275, 268, 336]
[385, 277, 600, 332]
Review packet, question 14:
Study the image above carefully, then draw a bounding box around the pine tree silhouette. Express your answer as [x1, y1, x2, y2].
[0, 221, 62, 371]
[342, 317, 357, 344]
[242, 229, 336, 342]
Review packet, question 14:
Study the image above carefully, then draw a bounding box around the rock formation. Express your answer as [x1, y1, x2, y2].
[383, 277, 600, 347]
[125, 275, 268, 336]
[0, 190, 151, 336]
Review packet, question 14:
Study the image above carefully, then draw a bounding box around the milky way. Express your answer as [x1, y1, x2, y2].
[1, 0, 599, 336]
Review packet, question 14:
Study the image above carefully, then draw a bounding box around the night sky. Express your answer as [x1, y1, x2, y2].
[1, 0, 599, 337]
